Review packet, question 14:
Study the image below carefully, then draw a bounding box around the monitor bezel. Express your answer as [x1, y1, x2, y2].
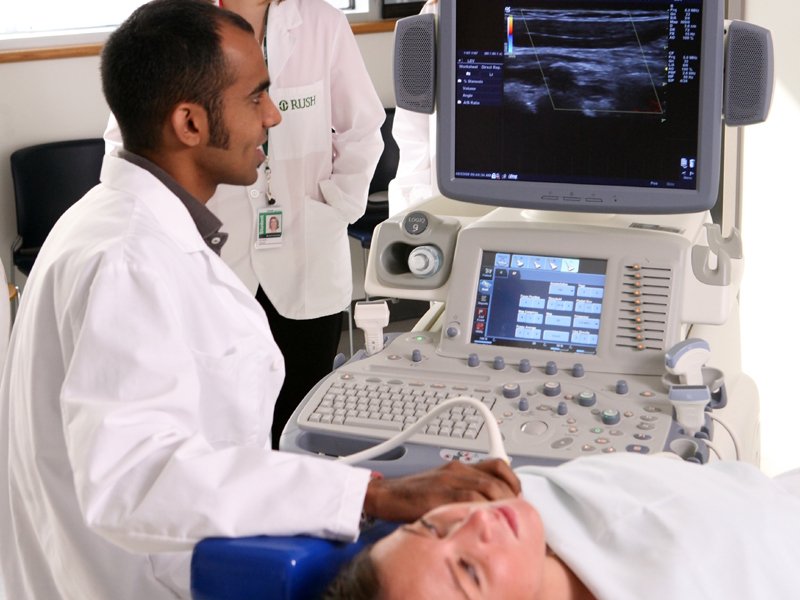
[436, 0, 725, 215]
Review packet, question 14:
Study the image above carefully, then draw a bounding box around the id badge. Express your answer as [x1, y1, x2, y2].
[255, 208, 283, 249]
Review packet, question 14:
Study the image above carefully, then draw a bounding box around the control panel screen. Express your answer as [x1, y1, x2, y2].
[470, 250, 608, 354]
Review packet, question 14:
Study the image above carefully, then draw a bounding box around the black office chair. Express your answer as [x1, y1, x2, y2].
[10, 138, 105, 289]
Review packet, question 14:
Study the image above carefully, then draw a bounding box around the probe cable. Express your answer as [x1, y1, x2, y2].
[337, 396, 509, 465]
[707, 413, 742, 460]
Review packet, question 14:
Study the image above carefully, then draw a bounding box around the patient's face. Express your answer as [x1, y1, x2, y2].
[372, 497, 546, 599]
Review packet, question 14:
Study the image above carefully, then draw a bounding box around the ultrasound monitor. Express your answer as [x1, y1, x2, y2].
[436, 0, 725, 214]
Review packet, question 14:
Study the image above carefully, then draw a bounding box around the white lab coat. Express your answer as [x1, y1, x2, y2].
[104, 0, 384, 320]
[0, 154, 370, 600]
[387, 0, 440, 217]
[519, 454, 800, 599]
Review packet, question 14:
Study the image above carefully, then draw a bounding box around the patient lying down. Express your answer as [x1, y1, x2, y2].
[325, 453, 800, 600]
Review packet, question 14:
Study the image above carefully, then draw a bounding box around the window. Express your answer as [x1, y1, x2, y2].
[0, 0, 376, 50]
[1, 2, 145, 35]
[328, 0, 356, 9]
[380, 0, 424, 19]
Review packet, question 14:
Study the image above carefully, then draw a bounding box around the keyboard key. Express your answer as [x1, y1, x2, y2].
[345, 417, 403, 431]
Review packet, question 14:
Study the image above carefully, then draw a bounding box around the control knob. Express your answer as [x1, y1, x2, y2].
[543, 381, 561, 397]
[601, 409, 621, 425]
[407, 245, 442, 278]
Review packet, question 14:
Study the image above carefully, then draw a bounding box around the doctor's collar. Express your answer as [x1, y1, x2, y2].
[118, 149, 229, 256]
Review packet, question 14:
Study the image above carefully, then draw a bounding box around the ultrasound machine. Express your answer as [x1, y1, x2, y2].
[192, 2, 772, 597]
[280, 0, 770, 473]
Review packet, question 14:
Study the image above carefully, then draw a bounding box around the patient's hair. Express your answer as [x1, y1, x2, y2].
[101, 0, 253, 154]
[323, 545, 381, 600]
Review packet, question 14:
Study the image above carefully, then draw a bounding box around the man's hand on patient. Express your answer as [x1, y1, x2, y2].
[362, 459, 521, 523]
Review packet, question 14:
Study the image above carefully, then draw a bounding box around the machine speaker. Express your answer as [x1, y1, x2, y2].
[393, 13, 436, 114]
[723, 20, 774, 126]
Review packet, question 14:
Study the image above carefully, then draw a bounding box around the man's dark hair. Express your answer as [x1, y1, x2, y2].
[323, 545, 382, 600]
[101, 0, 254, 154]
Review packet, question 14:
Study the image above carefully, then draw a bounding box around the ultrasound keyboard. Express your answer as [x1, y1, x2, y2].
[290, 331, 705, 472]
[303, 377, 494, 439]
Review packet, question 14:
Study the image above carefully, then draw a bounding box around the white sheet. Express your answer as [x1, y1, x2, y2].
[518, 454, 800, 600]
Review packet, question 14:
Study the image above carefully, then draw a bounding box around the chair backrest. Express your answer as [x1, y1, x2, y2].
[10, 138, 104, 273]
[368, 108, 399, 196]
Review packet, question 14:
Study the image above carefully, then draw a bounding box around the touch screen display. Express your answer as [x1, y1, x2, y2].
[470, 250, 608, 354]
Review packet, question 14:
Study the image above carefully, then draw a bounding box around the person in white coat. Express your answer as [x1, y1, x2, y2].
[213, 0, 387, 448]
[388, 0, 439, 217]
[327, 453, 800, 600]
[0, 2, 518, 599]
[105, 0, 385, 448]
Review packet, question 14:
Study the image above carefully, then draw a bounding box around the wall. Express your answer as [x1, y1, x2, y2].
[0, 31, 395, 289]
[738, 2, 800, 476]
[0, 55, 109, 285]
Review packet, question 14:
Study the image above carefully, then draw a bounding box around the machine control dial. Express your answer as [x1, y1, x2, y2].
[616, 380, 629, 395]
[519, 358, 531, 373]
[577, 391, 597, 407]
[411, 349, 422, 363]
[572, 363, 585, 378]
[493, 356, 506, 370]
[545, 361, 558, 376]
[502, 383, 521, 399]
[467, 353, 480, 368]
[543, 381, 561, 397]
[601, 409, 621, 425]
[407, 245, 442, 278]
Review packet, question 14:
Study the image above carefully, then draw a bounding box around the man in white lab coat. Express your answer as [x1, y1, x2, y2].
[0, 2, 518, 599]
[105, 0, 387, 449]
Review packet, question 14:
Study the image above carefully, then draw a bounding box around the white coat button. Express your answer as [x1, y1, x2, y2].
[271, 359, 283, 371]
[249, 189, 261, 198]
